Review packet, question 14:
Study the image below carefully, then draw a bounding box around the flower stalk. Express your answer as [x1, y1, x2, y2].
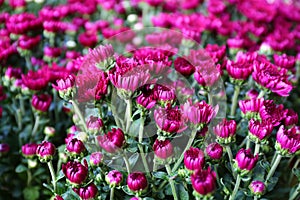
[110, 187, 115, 200]
[125, 98, 132, 133]
[229, 175, 241, 200]
[289, 183, 300, 200]
[165, 164, 178, 200]
[266, 153, 282, 183]
[225, 145, 235, 177]
[138, 115, 150, 172]
[70, 100, 88, 133]
[47, 161, 56, 193]
[31, 114, 40, 142]
[230, 84, 240, 118]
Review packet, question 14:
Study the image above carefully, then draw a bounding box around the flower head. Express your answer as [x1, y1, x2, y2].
[174, 57, 195, 77]
[153, 139, 173, 160]
[73, 182, 98, 200]
[127, 172, 148, 193]
[87, 44, 114, 71]
[97, 128, 125, 153]
[191, 168, 216, 197]
[206, 142, 223, 160]
[136, 84, 157, 110]
[52, 74, 75, 101]
[86, 116, 103, 135]
[66, 138, 87, 159]
[248, 119, 274, 143]
[0, 143, 10, 156]
[239, 98, 264, 119]
[275, 126, 300, 156]
[22, 143, 38, 158]
[234, 148, 258, 176]
[22, 70, 49, 91]
[62, 160, 88, 186]
[106, 170, 123, 187]
[284, 109, 298, 127]
[31, 94, 52, 113]
[259, 100, 287, 126]
[184, 147, 205, 171]
[249, 180, 265, 197]
[213, 119, 237, 144]
[89, 152, 103, 167]
[36, 141, 56, 162]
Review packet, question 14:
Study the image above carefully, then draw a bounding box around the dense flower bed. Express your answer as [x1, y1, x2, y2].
[1, 0, 300, 200]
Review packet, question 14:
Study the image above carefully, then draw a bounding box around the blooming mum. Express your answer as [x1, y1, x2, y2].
[275, 126, 300, 156]
[184, 147, 205, 171]
[191, 168, 216, 197]
[97, 128, 125, 153]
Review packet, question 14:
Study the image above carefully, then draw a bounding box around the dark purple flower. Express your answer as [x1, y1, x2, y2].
[22, 143, 38, 158]
[105, 170, 123, 187]
[235, 148, 258, 172]
[174, 57, 195, 77]
[275, 126, 300, 156]
[253, 61, 293, 97]
[73, 182, 98, 200]
[248, 119, 274, 142]
[249, 180, 265, 196]
[22, 70, 50, 91]
[206, 142, 223, 160]
[154, 106, 186, 135]
[31, 94, 52, 112]
[191, 168, 216, 196]
[184, 147, 205, 171]
[62, 161, 88, 186]
[153, 139, 173, 159]
[66, 138, 87, 158]
[0, 143, 10, 156]
[259, 100, 287, 127]
[213, 119, 236, 144]
[136, 84, 157, 110]
[127, 172, 148, 192]
[18, 35, 41, 50]
[97, 128, 125, 153]
[36, 141, 56, 162]
[89, 152, 103, 167]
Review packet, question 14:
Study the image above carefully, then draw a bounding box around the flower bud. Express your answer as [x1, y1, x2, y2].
[97, 128, 125, 153]
[284, 109, 298, 127]
[22, 143, 38, 158]
[53, 195, 64, 200]
[106, 170, 123, 187]
[52, 74, 75, 101]
[0, 143, 10, 156]
[184, 147, 205, 171]
[213, 119, 236, 145]
[44, 126, 55, 137]
[191, 168, 216, 197]
[89, 152, 103, 167]
[31, 94, 52, 113]
[234, 148, 258, 176]
[73, 182, 98, 200]
[249, 180, 265, 197]
[66, 138, 87, 159]
[153, 139, 173, 160]
[86, 116, 103, 135]
[239, 98, 263, 120]
[206, 142, 223, 160]
[127, 172, 148, 193]
[62, 161, 88, 186]
[248, 119, 274, 143]
[36, 141, 56, 162]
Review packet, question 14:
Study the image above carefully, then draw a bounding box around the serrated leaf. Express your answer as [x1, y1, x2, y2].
[23, 186, 39, 200]
[15, 164, 27, 173]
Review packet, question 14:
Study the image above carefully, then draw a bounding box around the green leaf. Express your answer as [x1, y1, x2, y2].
[266, 177, 279, 192]
[260, 160, 271, 172]
[152, 171, 168, 180]
[43, 183, 54, 193]
[62, 189, 81, 200]
[129, 153, 139, 167]
[293, 168, 300, 181]
[177, 184, 189, 200]
[15, 164, 27, 173]
[122, 185, 134, 195]
[23, 186, 39, 200]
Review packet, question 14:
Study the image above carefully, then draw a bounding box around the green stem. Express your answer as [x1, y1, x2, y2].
[296, 62, 300, 83]
[125, 99, 132, 133]
[110, 187, 115, 200]
[47, 161, 56, 193]
[153, 157, 158, 172]
[289, 158, 300, 185]
[123, 153, 131, 174]
[16, 109, 22, 130]
[270, 152, 278, 166]
[27, 169, 32, 186]
[70, 100, 88, 133]
[172, 129, 197, 172]
[25, 56, 32, 71]
[246, 137, 251, 149]
[138, 115, 150, 172]
[207, 93, 213, 105]
[229, 175, 241, 200]
[266, 153, 282, 183]
[225, 145, 236, 178]
[165, 164, 178, 200]
[254, 143, 260, 155]
[289, 183, 300, 200]
[230, 85, 240, 118]
[56, 158, 62, 176]
[257, 90, 265, 99]
[31, 114, 40, 142]
[254, 196, 258, 200]
[19, 97, 25, 115]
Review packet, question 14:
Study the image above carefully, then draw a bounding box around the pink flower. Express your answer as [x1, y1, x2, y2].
[226, 59, 253, 80]
[181, 99, 218, 127]
[273, 54, 295, 70]
[213, 119, 236, 144]
[246, 89, 259, 99]
[18, 35, 41, 50]
[73, 182, 98, 199]
[184, 147, 205, 171]
[22, 70, 50, 91]
[97, 128, 125, 153]
[275, 126, 300, 155]
[206, 142, 223, 160]
[235, 148, 258, 172]
[0, 143, 10, 156]
[86, 116, 103, 134]
[253, 61, 293, 97]
[89, 152, 103, 167]
[127, 172, 148, 192]
[22, 143, 38, 158]
[105, 170, 123, 187]
[248, 119, 274, 142]
[36, 141, 56, 162]
[63, 160, 88, 186]
[191, 168, 216, 196]
[78, 31, 98, 48]
[154, 106, 186, 134]
[136, 84, 157, 110]
[153, 139, 173, 159]
[66, 138, 87, 158]
[284, 109, 299, 127]
[6, 13, 42, 34]
[249, 181, 265, 196]
[205, 44, 226, 63]
[31, 94, 52, 112]
[259, 100, 287, 127]
[154, 84, 176, 105]
[52, 74, 75, 100]
[87, 44, 114, 69]
[239, 98, 263, 118]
